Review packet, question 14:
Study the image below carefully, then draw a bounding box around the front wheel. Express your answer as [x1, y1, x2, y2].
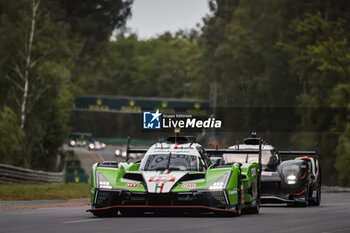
[92, 209, 118, 217]
[309, 182, 321, 206]
[242, 202, 260, 214]
[248, 204, 260, 214]
[235, 175, 243, 216]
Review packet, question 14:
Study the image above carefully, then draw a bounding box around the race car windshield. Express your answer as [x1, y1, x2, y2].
[142, 154, 202, 171]
[282, 164, 300, 175]
[223, 150, 276, 166]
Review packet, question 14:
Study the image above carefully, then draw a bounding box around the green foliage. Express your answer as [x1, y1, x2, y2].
[277, 13, 350, 185]
[335, 126, 350, 186]
[59, 0, 133, 56]
[0, 0, 131, 171]
[0, 106, 25, 166]
[78, 32, 194, 98]
[197, 0, 350, 186]
[0, 183, 89, 201]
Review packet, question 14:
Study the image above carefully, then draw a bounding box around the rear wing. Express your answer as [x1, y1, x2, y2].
[205, 149, 261, 155]
[279, 151, 316, 156]
[126, 137, 148, 161]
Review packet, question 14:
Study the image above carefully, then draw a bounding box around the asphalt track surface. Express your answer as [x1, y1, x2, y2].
[1, 192, 350, 233]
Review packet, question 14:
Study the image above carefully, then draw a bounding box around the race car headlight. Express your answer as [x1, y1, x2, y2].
[209, 172, 230, 191]
[287, 175, 296, 184]
[115, 149, 121, 156]
[96, 171, 112, 189]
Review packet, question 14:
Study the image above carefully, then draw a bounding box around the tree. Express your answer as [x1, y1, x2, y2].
[0, 0, 79, 170]
[198, 0, 350, 185]
[78, 32, 195, 98]
[0, 106, 25, 166]
[5, 0, 41, 129]
[59, 0, 133, 56]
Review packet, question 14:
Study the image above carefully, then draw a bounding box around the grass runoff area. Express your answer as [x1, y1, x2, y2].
[0, 183, 90, 201]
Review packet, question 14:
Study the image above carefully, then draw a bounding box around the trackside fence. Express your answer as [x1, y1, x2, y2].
[0, 163, 64, 184]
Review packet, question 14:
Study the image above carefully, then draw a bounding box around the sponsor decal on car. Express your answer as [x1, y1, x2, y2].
[155, 183, 165, 193]
[126, 183, 139, 188]
[295, 195, 306, 201]
[262, 171, 272, 176]
[229, 188, 238, 195]
[181, 183, 196, 189]
[149, 176, 175, 182]
[251, 168, 256, 176]
[143, 171, 188, 193]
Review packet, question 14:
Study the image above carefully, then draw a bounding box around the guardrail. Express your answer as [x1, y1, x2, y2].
[0, 163, 64, 184]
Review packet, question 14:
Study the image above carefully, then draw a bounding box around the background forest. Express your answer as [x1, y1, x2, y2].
[0, 0, 349, 186]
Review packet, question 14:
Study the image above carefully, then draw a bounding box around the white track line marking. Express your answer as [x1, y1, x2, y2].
[63, 219, 101, 224]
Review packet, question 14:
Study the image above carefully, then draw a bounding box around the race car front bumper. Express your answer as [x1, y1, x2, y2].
[88, 189, 235, 213]
[261, 181, 307, 204]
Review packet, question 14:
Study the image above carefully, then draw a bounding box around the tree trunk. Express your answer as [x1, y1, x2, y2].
[20, 0, 40, 129]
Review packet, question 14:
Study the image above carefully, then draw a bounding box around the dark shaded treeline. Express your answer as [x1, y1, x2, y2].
[0, 0, 132, 170]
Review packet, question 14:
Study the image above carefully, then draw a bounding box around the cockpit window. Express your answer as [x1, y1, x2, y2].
[141, 154, 203, 171]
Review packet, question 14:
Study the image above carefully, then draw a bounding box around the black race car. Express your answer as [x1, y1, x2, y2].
[217, 133, 321, 207]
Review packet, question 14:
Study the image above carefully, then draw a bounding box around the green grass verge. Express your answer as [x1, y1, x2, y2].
[0, 183, 90, 201]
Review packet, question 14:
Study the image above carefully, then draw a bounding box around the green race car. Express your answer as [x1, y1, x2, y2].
[87, 136, 262, 217]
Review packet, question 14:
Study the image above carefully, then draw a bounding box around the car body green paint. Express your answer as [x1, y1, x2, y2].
[90, 160, 259, 208]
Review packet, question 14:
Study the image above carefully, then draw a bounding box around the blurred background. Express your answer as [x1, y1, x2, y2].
[0, 0, 349, 187]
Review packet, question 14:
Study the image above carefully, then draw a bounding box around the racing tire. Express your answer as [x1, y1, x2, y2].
[234, 173, 243, 217]
[220, 173, 242, 217]
[309, 182, 321, 206]
[244, 204, 260, 214]
[229, 208, 242, 217]
[92, 209, 118, 217]
[245, 179, 261, 214]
